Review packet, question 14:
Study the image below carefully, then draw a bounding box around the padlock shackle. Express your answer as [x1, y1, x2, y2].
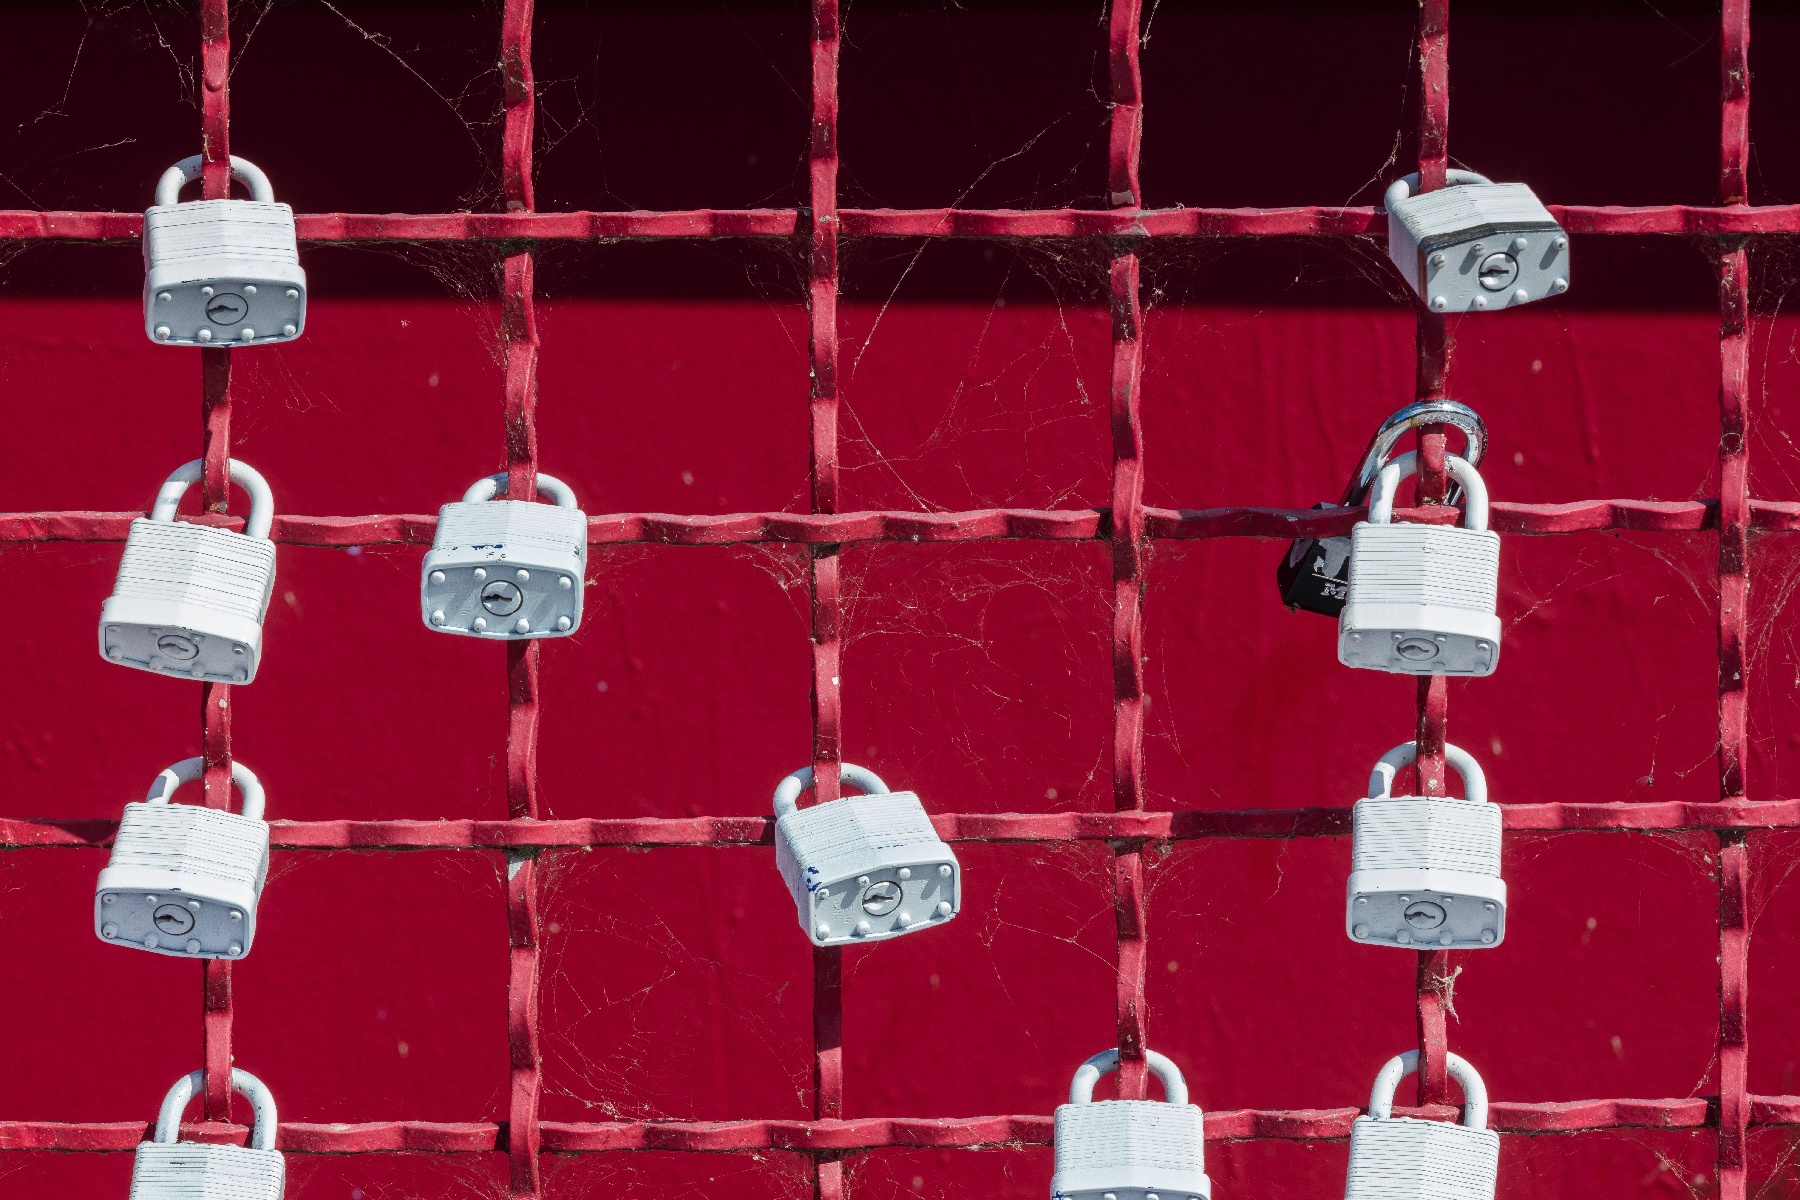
[151, 458, 275, 541]
[155, 155, 276, 208]
[1367, 1049, 1488, 1130]
[1067, 1047, 1189, 1107]
[146, 756, 266, 823]
[773, 763, 890, 818]
[462, 472, 579, 508]
[1368, 741, 1486, 806]
[1366, 451, 1488, 532]
[153, 1067, 279, 1150]
[1382, 168, 1496, 211]
[1341, 400, 1487, 508]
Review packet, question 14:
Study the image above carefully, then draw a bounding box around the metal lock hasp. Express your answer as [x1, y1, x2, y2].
[98, 757, 270, 960]
[144, 155, 305, 347]
[1052, 1048, 1211, 1200]
[1277, 400, 1487, 617]
[1338, 451, 1501, 677]
[423, 473, 587, 640]
[1344, 1051, 1498, 1200]
[772, 763, 960, 946]
[1385, 169, 1568, 313]
[101, 458, 277, 684]
[131, 1068, 285, 1200]
[1348, 741, 1505, 950]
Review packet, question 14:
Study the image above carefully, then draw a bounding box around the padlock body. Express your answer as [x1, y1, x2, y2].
[423, 500, 587, 639]
[98, 801, 269, 960]
[1276, 525, 1353, 616]
[1344, 1115, 1498, 1200]
[775, 791, 960, 946]
[1348, 795, 1505, 950]
[101, 519, 277, 684]
[131, 1139, 286, 1200]
[1052, 1100, 1211, 1200]
[144, 199, 306, 347]
[1339, 522, 1500, 676]
[1387, 182, 1567, 313]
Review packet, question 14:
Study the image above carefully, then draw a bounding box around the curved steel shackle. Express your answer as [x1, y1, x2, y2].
[773, 763, 891, 818]
[1382, 168, 1495, 212]
[154, 1067, 279, 1150]
[1067, 1047, 1189, 1107]
[155, 155, 276, 208]
[1368, 742, 1486, 806]
[150, 459, 275, 541]
[146, 757, 266, 823]
[462, 472, 579, 509]
[1367, 1049, 1488, 1130]
[1341, 400, 1487, 508]
[1367, 452, 1489, 532]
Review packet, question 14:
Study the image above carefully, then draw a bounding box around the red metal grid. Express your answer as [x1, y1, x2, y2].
[0, 2, 1783, 1199]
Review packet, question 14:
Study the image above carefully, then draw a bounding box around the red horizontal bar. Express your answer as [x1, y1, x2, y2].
[0, 1097, 1742, 1154]
[7, 205, 1800, 243]
[13, 802, 1800, 852]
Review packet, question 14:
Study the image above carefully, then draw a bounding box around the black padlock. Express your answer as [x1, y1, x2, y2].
[1276, 400, 1487, 617]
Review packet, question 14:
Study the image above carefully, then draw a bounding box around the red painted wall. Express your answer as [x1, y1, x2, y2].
[4, 2, 1800, 1197]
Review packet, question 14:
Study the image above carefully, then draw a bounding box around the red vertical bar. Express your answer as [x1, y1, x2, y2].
[500, 1, 542, 1196]
[1106, 0, 1150, 1102]
[809, 2, 845, 1197]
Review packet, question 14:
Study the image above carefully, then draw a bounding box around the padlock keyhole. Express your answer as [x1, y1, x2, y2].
[1476, 252, 1519, 291]
[861, 880, 902, 916]
[480, 580, 524, 616]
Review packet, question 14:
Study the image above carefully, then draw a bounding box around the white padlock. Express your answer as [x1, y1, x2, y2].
[1386, 169, 1568, 313]
[1052, 1048, 1211, 1200]
[773, 763, 960, 946]
[1339, 451, 1500, 677]
[1344, 1050, 1497, 1200]
[100, 458, 277, 684]
[422, 473, 587, 640]
[144, 155, 305, 346]
[131, 1068, 285, 1200]
[97, 757, 270, 960]
[1348, 741, 1504, 950]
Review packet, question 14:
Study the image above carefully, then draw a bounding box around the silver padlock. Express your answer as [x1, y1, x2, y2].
[1052, 1048, 1211, 1200]
[144, 155, 305, 346]
[1345, 1050, 1497, 1200]
[131, 1068, 285, 1200]
[97, 757, 270, 960]
[100, 458, 277, 684]
[1338, 451, 1501, 676]
[1386, 169, 1568, 313]
[422, 473, 587, 640]
[773, 763, 960, 946]
[1348, 741, 1504, 950]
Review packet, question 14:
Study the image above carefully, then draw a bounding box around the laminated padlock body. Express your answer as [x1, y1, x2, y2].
[101, 460, 277, 684]
[1052, 1050, 1210, 1200]
[97, 759, 270, 960]
[423, 474, 587, 640]
[144, 156, 305, 347]
[1339, 452, 1501, 677]
[1348, 743, 1505, 950]
[1343, 1051, 1497, 1200]
[772, 764, 960, 946]
[132, 1069, 285, 1200]
[1386, 170, 1567, 313]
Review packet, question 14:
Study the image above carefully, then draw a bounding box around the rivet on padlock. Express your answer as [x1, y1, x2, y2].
[1338, 451, 1501, 676]
[1385, 169, 1568, 313]
[1344, 1050, 1497, 1200]
[1348, 741, 1504, 950]
[130, 1067, 285, 1200]
[773, 763, 960, 946]
[100, 458, 277, 683]
[1052, 1048, 1210, 1200]
[96, 757, 271, 960]
[422, 473, 587, 640]
[143, 155, 305, 346]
